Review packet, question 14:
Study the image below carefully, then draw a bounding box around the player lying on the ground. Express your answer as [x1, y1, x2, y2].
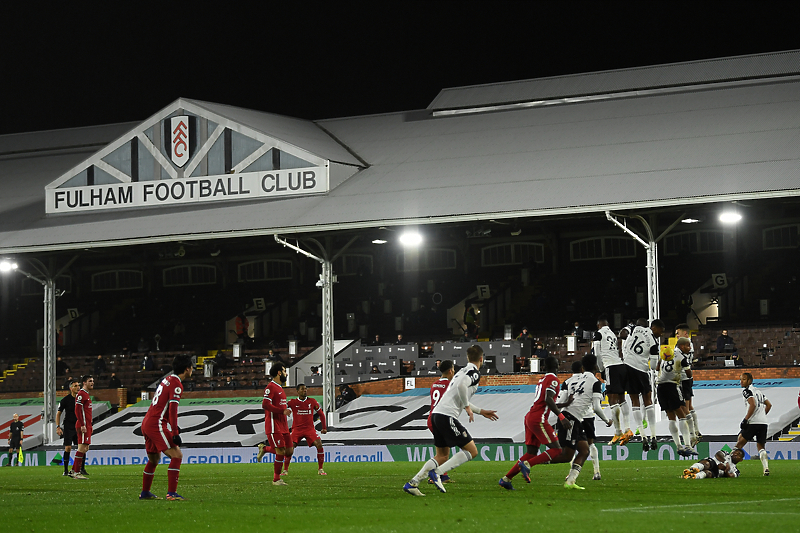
[682, 449, 743, 479]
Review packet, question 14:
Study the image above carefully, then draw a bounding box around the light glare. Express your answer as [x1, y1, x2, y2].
[371, 239, 388, 244]
[719, 212, 742, 223]
[399, 232, 422, 246]
[0, 261, 18, 273]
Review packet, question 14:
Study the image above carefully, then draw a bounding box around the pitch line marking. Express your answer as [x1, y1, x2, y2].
[602, 497, 800, 513]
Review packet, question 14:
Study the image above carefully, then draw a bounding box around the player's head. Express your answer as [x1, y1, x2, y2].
[296, 384, 307, 399]
[571, 360, 583, 373]
[69, 380, 80, 395]
[650, 319, 665, 336]
[12, 413, 19, 422]
[439, 359, 454, 379]
[675, 322, 689, 337]
[636, 317, 648, 327]
[172, 355, 194, 377]
[740, 372, 753, 387]
[597, 315, 608, 328]
[730, 448, 744, 464]
[81, 375, 94, 389]
[676, 337, 691, 351]
[544, 356, 559, 373]
[270, 362, 287, 381]
[466, 345, 484, 366]
[581, 354, 598, 373]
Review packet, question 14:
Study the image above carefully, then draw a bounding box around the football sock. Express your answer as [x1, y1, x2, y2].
[317, 450, 325, 469]
[631, 406, 644, 436]
[759, 449, 769, 471]
[690, 462, 704, 471]
[435, 449, 472, 475]
[686, 416, 696, 438]
[695, 471, 707, 479]
[63, 451, 71, 474]
[565, 464, 582, 484]
[82, 453, 88, 469]
[167, 457, 181, 493]
[274, 455, 284, 482]
[283, 454, 292, 473]
[690, 410, 700, 434]
[610, 404, 621, 434]
[668, 420, 681, 447]
[412, 458, 439, 484]
[527, 448, 560, 466]
[10, 453, 17, 467]
[620, 401, 632, 432]
[589, 444, 599, 474]
[506, 452, 536, 479]
[72, 451, 84, 473]
[678, 418, 691, 446]
[645, 405, 658, 439]
[142, 460, 157, 492]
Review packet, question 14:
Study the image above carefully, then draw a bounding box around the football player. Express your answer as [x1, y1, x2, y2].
[734, 372, 772, 476]
[139, 355, 193, 500]
[622, 318, 663, 451]
[404, 345, 498, 496]
[287, 384, 328, 476]
[655, 337, 695, 457]
[676, 323, 700, 444]
[683, 448, 743, 479]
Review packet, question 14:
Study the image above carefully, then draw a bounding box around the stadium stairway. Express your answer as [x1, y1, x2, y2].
[779, 420, 800, 442]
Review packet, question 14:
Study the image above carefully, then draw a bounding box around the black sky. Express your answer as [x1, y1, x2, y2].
[2, 1, 799, 135]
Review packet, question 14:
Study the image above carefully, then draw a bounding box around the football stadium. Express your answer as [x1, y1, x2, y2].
[2, 48, 800, 532]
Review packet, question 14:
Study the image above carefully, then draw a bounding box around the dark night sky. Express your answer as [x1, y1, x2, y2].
[2, 1, 799, 135]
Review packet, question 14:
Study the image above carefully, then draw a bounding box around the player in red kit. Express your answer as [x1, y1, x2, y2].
[286, 384, 328, 475]
[139, 355, 193, 500]
[70, 375, 94, 479]
[261, 362, 292, 486]
[499, 356, 571, 489]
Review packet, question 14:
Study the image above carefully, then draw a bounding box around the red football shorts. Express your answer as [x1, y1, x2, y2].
[524, 411, 557, 446]
[77, 426, 92, 446]
[267, 432, 292, 449]
[291, 429, 320, 446]
[142, 422, 174, 454]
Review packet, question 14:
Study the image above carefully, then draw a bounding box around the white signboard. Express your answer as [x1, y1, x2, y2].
[45, 166, 328, 214]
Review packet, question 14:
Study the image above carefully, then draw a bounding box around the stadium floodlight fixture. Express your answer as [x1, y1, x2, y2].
[0, 260, 19, 272]
[399, 231, 422, 247]
[372, 239, 388, 244]
[681, 218, 700, 224]
[719, 211, 742, 224]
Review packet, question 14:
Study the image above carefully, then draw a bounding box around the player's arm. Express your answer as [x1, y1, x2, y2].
[555, 384, 573, 409]
[591, 382, 611, 425]
[262, 394, 290, 416]
[764, 398, 772, 415]
[741, 393, 757, 428]
[648, 342, 660, 369]
[456, 375, 497, 420]
[313, 400, 328, 432]
[592, 332, 602, 361]
[545, 388, 571, 429]
[56, 405, 64, 435]
[75, 396, 87, 431]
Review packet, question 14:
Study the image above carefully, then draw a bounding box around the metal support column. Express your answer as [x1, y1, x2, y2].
[320, 260, 335, 417]
[42, 278, 56, 445]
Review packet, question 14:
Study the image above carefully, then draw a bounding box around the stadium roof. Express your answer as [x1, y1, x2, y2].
[1, 50, 799, 254]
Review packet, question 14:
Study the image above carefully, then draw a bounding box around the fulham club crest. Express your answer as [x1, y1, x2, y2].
[169, 115, 190, 168]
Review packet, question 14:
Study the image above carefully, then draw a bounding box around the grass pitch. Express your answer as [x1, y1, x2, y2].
[1, 459, 798, 533]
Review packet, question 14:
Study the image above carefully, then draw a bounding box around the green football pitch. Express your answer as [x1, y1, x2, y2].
[1, 460, 798, 533]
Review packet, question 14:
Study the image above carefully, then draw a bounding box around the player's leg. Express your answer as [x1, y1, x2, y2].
[526, 426, 562, 466]
[756, 427, 769, 475]
[608, 394, 623, 443]
[141, 451, 161, 498]
[618, 396, 633, 443]
[9, 446, 18, 466]
[268, 433, 286, 485]
[565, 440, 589, 488]
[281, 437, 293, 475]
[587, 437, 600, 479]
[80, 450, 90, 476]
[313, 438, 326, 475]
[164, 445, 185, 499]
[63, 445, 71, 475]
[71, 443, 88, 475]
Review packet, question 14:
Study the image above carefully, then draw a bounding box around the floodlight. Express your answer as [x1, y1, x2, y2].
[399, 232, 422, 247]
[719, 212, 742, 223]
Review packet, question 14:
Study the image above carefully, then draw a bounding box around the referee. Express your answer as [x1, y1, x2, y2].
[6, 413, 24, 466]
[56, 379, 80, 476]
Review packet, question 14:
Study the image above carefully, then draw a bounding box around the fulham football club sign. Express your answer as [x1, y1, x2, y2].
[170, 116, 190, 167]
